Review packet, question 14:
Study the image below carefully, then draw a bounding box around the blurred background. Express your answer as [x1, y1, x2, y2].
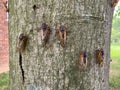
[0, 1, 120, 90]
[109, 2, 120, 90]
[0, 0, 9, 90]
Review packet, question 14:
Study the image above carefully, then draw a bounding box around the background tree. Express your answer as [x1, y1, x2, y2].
[111, 6, 120, 43]
[9, 0, 114, 90]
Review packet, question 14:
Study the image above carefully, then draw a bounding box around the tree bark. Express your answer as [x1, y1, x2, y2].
[9, 0, 114, 90]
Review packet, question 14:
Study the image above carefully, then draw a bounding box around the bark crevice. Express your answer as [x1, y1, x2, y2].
[19, 53, 25, 84]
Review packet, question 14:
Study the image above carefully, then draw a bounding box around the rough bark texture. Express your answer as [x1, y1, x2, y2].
[9, 0, 114, 90]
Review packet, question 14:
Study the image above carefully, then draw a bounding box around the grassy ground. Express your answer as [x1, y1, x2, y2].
[110, 43, 120, 60]
[109, 42, 120, 90]
[0, 72, 9, 90]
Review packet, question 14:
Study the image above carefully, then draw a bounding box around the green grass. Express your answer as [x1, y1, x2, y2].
[0, 72, 9, 90]
[110, 42, 120, 90]
[111, 43, 120, 60]
[109, 76, 120, 90]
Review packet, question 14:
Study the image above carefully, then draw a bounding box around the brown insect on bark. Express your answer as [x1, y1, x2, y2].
[112, 0, 119, 7]
[78, 51, 87, 71]
[18, 33, 28, 53]
[96, 49, 105, 67]
[40, 23, 51, 46]
[43, 26, 51, 46]
[56, 24, 67, 47]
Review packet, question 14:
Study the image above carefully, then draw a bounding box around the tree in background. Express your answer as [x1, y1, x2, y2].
[9, 0, 114, 90]
[112, 6, 120, 43]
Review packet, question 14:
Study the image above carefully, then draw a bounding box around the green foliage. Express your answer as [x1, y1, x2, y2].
[114, 6, 120, 16]
[111, 29, 120, 41]
[112, 17, 120, 31]
[0, 72, 9, 90]
[111, 17, 120, 43]
[112, 6, 120, 43]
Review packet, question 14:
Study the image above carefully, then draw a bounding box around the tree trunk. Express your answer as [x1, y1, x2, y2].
[9, 0, 114, 90]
